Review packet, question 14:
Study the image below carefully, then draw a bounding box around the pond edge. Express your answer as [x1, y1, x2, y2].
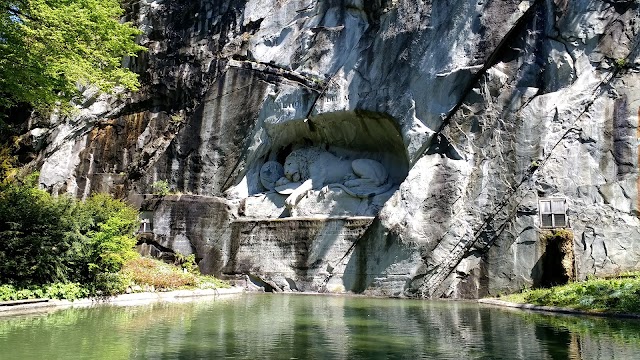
[0, 287, 245, 317]
[478, 298, 640, 319]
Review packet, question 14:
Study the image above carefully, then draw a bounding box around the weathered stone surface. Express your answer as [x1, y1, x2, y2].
[224, 217, 374, 292]
[27, 0, 640, 297]
[140, 194, 237, 275]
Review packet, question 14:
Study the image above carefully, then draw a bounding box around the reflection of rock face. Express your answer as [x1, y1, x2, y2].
[32, 1, 640, 298]
[6, 296, 638, 360]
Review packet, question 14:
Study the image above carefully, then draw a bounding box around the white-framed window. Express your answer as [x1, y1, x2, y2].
[538, 198, 568, 228]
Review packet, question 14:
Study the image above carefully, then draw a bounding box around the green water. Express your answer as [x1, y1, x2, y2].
[1, 294, 640, 359]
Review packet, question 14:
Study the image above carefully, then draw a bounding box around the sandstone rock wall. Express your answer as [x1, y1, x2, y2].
[29, 0, 640, 298]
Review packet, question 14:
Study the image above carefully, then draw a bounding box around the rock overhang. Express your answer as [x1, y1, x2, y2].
[230, 109, 410, 219]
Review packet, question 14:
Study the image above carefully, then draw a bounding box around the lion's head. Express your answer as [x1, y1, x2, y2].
[283, 147, 323, 182]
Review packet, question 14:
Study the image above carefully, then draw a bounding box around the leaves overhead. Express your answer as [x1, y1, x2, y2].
[0, 0, 145, 112]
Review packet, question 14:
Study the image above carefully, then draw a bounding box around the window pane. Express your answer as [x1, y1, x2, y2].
[554, 214, 567, 227]
[542, 214, 553, 227]
[540, 201, 551, 213]
[551, 199, 565, 213]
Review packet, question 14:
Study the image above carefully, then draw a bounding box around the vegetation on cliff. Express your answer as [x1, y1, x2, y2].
[503, 273, 640, 314]
[0, 0, 145, 113]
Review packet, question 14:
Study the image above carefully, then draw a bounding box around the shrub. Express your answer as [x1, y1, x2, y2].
[92, 272, 131, 296]
[174, 253, 199, 274]
[0, 283, 90, 301]
[0, 181, 140, 289]
[0, 285, 18, 301]
[122, 257, 196, 290]
[0, 182, 81, 286]
[615, 58, 628, 68]
[505, 272, 640, 314]
[43, 283, 90, 300]
[151, 180, 170, 196]
[121, 257, 231, 290]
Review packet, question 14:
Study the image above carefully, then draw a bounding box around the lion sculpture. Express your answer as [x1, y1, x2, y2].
[261, 147, 392, 214]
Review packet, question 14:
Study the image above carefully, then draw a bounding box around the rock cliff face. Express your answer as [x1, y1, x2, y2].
[28, 0, 640, 298]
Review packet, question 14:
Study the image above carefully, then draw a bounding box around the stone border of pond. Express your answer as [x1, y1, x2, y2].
[478, 298, 640, 319]
[0, 287, 245, 317]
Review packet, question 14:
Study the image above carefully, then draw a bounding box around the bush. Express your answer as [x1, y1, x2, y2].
[79, 194, 139, 280]
[0, 180, 232, 298]
[92, 272, 130, 296]
[121, 257, 231, 290]
[121, 257, 196, 290]
[505, 272, 640, 314]
[43, 283, 90, 300]
[151, 180, 170, 196]
[0, 182, 81, 286]
[0, 283, 90, 301]
[0, 181, 140, 289]
[174, 253, 199, 274]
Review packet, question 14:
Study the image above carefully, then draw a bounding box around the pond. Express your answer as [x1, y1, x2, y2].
[1, 294, 640, 359]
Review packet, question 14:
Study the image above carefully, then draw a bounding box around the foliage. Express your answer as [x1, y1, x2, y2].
[0, 0, 146, 112]
[503, 272, 640, 314]
[0, 145, 17, 182]
[91, 272, 130, 296]
[540, 228, 573, 243]
[76, 193, 139, 281]
[43, 282, 90, 300]
[0, 282, 89, 301]
[0, 180, 230, 300]
[0, 180, 139, 291]
[615, 58, 628, 69]
[0, 181, 81, 285]
[121, 257, 197, 290]
[151, 180, 170, 196]
[121, 257, 230, 291]
[197, 274, 230, 289]
[174, 253, 198, 274]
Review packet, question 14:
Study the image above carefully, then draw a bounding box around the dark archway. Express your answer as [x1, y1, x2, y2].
[533, 230, 575, 288]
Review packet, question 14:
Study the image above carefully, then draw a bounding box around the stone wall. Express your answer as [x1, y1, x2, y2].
[226, 217, 374, 292]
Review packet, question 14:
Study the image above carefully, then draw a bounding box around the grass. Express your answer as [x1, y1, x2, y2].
[502, 272, 640, 314]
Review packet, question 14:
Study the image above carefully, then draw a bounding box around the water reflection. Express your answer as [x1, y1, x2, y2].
[1, 295, 639, 359]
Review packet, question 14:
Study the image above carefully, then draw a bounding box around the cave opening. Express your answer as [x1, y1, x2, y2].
[535, 230, 575, 288]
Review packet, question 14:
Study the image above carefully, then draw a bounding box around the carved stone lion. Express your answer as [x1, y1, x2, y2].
[268, 147, 392, 213]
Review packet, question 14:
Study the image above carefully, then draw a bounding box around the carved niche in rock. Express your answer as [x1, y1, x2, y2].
[259, 147, 392, 216]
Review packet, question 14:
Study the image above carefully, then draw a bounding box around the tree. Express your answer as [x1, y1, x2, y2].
[0, 180, 80, 285]
[0, 0, 145, 112]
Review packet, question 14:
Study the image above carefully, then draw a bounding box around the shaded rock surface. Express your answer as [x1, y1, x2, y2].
[25, 0, 640, 297]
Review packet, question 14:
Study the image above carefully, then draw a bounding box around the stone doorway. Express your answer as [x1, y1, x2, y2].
[534, 230, 575, 288]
